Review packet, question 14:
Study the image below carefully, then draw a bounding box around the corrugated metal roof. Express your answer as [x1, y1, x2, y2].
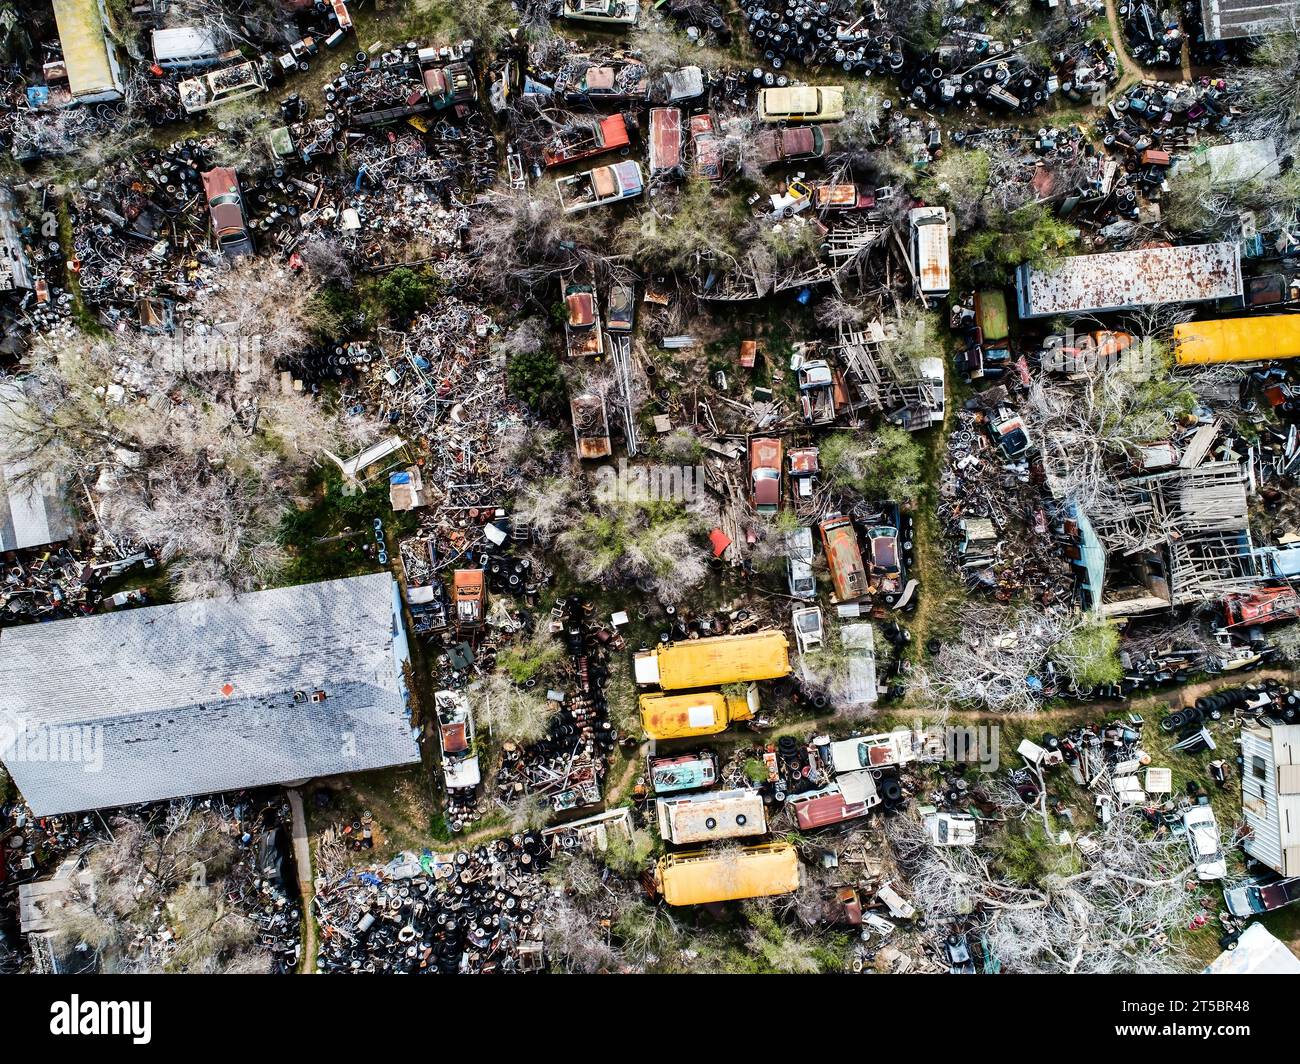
[1200, 0, 1300, 40]
[1016, 242, 1242, 318]
[0, 573, 420, 814]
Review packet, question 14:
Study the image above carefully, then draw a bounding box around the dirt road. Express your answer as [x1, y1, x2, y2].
[287, 788, 317, 974]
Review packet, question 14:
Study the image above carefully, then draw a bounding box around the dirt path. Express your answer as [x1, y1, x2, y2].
[940, 666, 1298, 721]
[287, 788, 317, 974]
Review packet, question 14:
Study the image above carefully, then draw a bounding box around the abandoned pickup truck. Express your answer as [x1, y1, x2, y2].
[556, 161, 644, 213]
[563, 283, 604, 357]
[542, 113, 631, 169]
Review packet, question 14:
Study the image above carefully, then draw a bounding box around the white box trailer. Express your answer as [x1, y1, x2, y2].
[909, 206, 950, 305]
[151, 27, 225, 71]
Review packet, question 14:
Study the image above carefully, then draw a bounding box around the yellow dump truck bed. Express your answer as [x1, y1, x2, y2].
[655, 843, 801, 906]
[639, 690, 752, 740]
[1173, 314, 1300, 365]
[634, 630, 790, 689]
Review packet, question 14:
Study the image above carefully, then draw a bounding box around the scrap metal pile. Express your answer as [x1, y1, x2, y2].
[738, 0, 1107, 116]
[493, 597, 618, 812]
[1119, 0, 1184, 68]
[69, 141, 222, 320]
[938, 403, 1074, 606]
[313, 839, 549, 973]
[1, 544, 156, 623]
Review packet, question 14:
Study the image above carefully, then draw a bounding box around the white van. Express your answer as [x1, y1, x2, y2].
[151, 27, 225, 71]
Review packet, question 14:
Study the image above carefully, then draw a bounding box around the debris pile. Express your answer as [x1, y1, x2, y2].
[938, 404, 1072, 605]
[494, 597, 617, 812]
[313, 838, 549, 973]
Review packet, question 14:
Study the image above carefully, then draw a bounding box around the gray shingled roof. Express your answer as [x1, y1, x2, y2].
[0, 572, 421, 815]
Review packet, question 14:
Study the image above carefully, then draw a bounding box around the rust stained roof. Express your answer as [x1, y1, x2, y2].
[1017, 242, 1242, 318]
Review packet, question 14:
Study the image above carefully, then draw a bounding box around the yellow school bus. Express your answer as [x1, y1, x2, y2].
[633, 630, 790, 690]
[1172, 314, 1300, 365]
[655, 843, 801, 906]
[638, 688, 757, 741]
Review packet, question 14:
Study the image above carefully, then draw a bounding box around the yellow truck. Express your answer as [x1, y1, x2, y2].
[1172, 314, 1300, 366]
[633, 630, 790, 690]
[639, 688, 758, 740]
[655, 843, 801, 906]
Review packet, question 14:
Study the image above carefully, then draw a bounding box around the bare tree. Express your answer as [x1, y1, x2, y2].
[911, 605, 1089, 713]
[887, 808, 1202, 974]
[473, 671, 560, 745]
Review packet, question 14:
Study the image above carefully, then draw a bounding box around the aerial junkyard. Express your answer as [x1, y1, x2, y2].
[3, 0, 1300, 993]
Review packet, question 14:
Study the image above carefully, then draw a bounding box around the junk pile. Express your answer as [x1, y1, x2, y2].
[1051, 36, 1120, 103]
[951, 123, 1096, 202]
[364, 302, 507, 440]
[348, 120, 496, 197]
[0, 802, 91, 883]
[7, 105, 124, 164]
[937, 404, 1074, 606]
[328, 42, 478, 129]
[1119, 1, 1183, 68]
[735, 0, 1104, 115]
[739, 0, 904, 75]
[1, 544, 157, 626]
[313, 839, 549, 973]
[222, 798, 303, 974]
[342, 132, 480, 271]
[1098, 77, 1238, 157]
[551, 55, 650, 102]
[68, 142, 222, 321]
[493, 597, 617, 813]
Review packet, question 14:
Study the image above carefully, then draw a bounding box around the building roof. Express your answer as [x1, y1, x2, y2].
[0, 184, 33, 292]
[0, 572, 420, 815]
[1241, 721, 1300, 876]
[1205, 138, 1280, 186]
[52, 0, 122, 101]
[1015, 243, 1242, 318]
[1200, 0, 1300, 40]
[150, 26, 221, 62]
[1205, 923, 1300, 974]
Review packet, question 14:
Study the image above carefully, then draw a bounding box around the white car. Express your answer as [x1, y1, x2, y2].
[785, 527, 816, 600]
[1183, 804, 1227, 881]
[925, 812, 977, 847]
[792, 606, 824, 654]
